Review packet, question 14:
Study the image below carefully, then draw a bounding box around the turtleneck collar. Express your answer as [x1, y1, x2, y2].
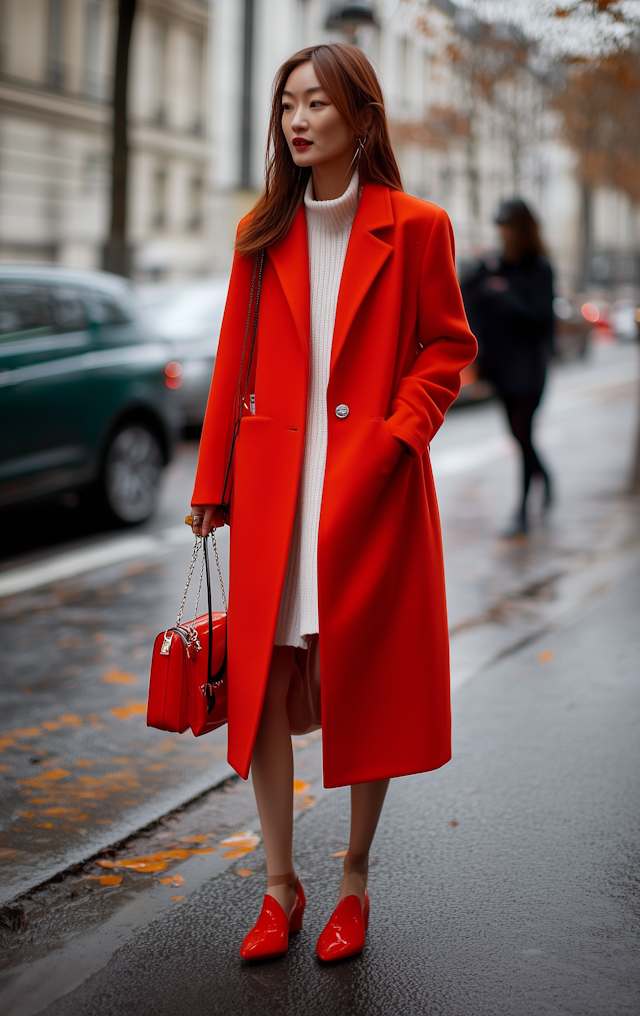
[304, 168, 360, 232]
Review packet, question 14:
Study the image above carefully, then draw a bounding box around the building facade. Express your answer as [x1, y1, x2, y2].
[209, 0, 639, 294]
[0, 0, 637, 292]
[0, 0, 211, 280]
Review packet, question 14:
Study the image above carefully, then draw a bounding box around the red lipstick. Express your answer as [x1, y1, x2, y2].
[292, 137, 312, 150]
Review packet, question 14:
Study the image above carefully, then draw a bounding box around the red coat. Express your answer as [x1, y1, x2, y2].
[192, 183, 477, 788]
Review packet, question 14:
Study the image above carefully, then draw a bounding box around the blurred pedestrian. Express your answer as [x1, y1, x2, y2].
[190, 44, 476, 962]
[462, 199, 554, 535]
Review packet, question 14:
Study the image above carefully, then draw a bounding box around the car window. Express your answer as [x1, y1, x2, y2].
[54, 288, 89, 332]
[86, 291, 133, 326]
[0, 283, 56, 342]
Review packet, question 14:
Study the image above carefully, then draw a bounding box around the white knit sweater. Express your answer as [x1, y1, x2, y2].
[274, 170, 361, 648]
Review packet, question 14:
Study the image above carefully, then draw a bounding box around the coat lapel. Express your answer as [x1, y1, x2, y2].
[331, 183, 394, 372]
[267, 202, 310, 359]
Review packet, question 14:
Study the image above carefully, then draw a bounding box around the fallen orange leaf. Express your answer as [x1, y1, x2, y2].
[18, 767, 69, 785]
[332, 850, 347, 857]
[83, 875, 123, 886]
[295, 795, 316, 810]
[16, 811, 35, 818]
[293, 779, 310, 795]
[237, 869, 253, 877]
[181, 835, 212, 843]
[41, 721, 60, 731]
[0, 848, 18, 859]
[159, 874, 185, 887]
[43, 807, 82, 816]
[449, 821, 458, 827]
[117, 860, 169, 872]
[101, 670, 137, 685]
[149, 849, 192, 861]
[538, 650, 556, 663]
[59, 715, 83, 727]
[110, 703, 147, 720]
[96, 859, 116, 868]
[219, 832, 260, 849]
[169, 895, 184, 901]
[35, 822, 54, 829]
[222, 847, 256, 859]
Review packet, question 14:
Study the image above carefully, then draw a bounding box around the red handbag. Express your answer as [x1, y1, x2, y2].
[147, 250, 265, 738]
[147, 532, 228, 736]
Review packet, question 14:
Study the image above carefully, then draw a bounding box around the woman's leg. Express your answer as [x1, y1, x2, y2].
[503, 395, 550, 520]
[251, 645, 297, 916]
[340, 779, 390, 907]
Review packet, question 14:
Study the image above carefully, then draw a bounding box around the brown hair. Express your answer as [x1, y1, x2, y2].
[235, 43, 403, 257]
[496, 198, 546, 262]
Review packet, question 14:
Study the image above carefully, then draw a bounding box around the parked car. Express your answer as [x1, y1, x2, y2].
[0, 265, 182, 524]
[137, 277, 229, 425]
[552, 296, 592, 359]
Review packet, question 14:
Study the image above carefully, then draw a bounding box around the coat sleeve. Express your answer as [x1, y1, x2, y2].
[191, 247, 255, 511]
[492, 258, 554, 332]
[386, 207, 478, 458]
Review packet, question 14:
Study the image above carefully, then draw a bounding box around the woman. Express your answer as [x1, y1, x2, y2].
[462, 199, 554, 536]
[190, 44, 476, 962]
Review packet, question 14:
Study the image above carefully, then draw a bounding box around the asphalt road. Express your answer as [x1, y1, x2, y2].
[1, 339, 639, 1014]
[2, 557, 639, 1016]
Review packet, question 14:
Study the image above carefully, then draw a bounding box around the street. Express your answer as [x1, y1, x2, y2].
[1, 340, 639, 1016]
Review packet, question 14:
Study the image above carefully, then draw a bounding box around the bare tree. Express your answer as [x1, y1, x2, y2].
[104, 0, 137, 278]
[402, 6, 553, 244]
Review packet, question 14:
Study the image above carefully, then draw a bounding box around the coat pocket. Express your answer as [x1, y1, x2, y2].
[369, 417, 405, 475]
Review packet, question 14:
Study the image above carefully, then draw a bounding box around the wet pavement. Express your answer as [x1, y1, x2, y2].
[0, 448, 233, 901]
[1, 339, 639, 1014]
[2, 557, 639, 1016]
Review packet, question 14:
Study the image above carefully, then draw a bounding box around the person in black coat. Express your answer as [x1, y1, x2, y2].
[462, 199, 554, 535]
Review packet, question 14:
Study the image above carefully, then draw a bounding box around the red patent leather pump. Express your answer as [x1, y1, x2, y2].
[316, 890, 370, 962]
[239, 872, 305, 961]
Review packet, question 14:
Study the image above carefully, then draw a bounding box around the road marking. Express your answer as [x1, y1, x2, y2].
[0, 536, 160, 598]
[0, 526, 200, 599]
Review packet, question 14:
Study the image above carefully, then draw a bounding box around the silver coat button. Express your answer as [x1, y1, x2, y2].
[335, 404, 349, 419]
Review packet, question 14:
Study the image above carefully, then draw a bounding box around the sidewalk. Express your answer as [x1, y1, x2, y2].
[3, 549, 639, 1016]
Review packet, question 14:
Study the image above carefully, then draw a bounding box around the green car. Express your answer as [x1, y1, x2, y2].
[0, 265, 182, 524]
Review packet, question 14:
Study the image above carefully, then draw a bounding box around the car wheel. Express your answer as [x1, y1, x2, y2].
[101, 422, 163, 524]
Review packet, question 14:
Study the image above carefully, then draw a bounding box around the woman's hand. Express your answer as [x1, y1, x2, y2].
[485, 275, 508, 292]
[190, 505, 223, 537]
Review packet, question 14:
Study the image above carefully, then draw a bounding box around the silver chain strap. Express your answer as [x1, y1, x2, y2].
[174, 531, 227, 627]
[210, 529, 228, 612]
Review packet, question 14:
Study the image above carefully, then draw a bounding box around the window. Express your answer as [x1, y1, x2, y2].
[0, 284, 56, 341]
[48, 0, 65, 89]
[186, 33, 204, 134]
[85, 291, 132, 326]
[54, 289, 89, 332]
[151, 168, 167, 229]
[187, 176, 204, 231]
[149, 20, 167, 123]
[84, 0, 102, 100]
[397, 36, 410, 106]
